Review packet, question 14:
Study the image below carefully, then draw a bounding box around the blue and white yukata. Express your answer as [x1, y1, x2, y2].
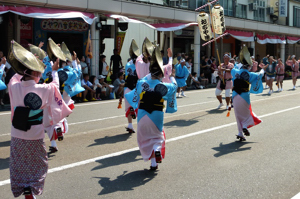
[175, 63, 189, 88]
[124, 60, 138, 117]
[125, 77, 177, 161]
[231, 68, 264, 135]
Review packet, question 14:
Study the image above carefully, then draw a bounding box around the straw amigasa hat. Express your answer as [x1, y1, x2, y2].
[129, 39, 140, 59]
[61, 42, 72, 62]
[28, 44, 46, 60]
[239, 45, 253, 67]
[9, 40, 45, 75]
[47, 37, 66, 62]
[149, 47, 164, 77]
[142, 37, 155, 58]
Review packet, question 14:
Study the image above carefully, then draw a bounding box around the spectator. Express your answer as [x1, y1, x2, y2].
[161, 50, 168, 65]
[98, 75, 113, 100]
[186, 57, 193, 87]
[110, 49, 123, 83]
[173, 52, 181, 66]
[81, 74, 96, 102]
[199, 73, 209, 88]
[80, 56, 88, 74]
[201, 56, 211, 83]
[210, 58, 218, 84]
[208, 55, 215, 65]
[89, 75, 98, 100]
[113, 72, 125, 99]
[191, 72, 203, 89]
[100, 55, 109, 79]
[86, 56, 91, 75]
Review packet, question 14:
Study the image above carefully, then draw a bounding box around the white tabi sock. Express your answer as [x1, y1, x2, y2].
[237, 132, 243, 137]
[151, 158, 157, 167]
[128, 123, 133, 129]
[51, 140, 57, 147]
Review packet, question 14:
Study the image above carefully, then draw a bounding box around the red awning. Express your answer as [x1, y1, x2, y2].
[225, 29, 254, 42]
[0, 6, 96, 24]
[257, 34, 286, 44]
[287, 36, 300, 44]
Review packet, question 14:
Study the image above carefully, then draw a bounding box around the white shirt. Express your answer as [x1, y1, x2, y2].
[81, 79, 93, 87]
[102, 62, 109, 76]
[81, 61, 88, 74]
[186, 62, 192, 74]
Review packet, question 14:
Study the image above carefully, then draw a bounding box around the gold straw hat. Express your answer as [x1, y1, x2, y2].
[129, 39, 140, 59]
[61, 42, 72, 61]
[9, 40, 45, 75]
[47, 37, 66, 61]
[29, 44, 46, 60]
[142, 37, 155, 58]
[150, 47, 164, 76]
[239, 45, 253, 66]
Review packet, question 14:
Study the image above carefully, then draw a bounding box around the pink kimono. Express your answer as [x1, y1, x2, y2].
[8, 71, 72, 197]
[162, 57, 173, 83]
[135, 54, 150, 79]
[216, 63, 234, 90]
[286, 60, 299, 78]
[275, 63, 285, 81]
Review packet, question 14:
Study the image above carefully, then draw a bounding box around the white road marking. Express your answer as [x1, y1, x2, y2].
[292, 192, 300, 199]
[0, 105, 299, 187]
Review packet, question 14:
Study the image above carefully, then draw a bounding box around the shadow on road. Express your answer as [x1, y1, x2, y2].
[91, 150, 142, 171]
[212, 141, 255, 157]
[0, 157, 9, 170]
[206, 109, 227, 114]
[164, 119, 198, 127]
[95, 169, 157, 195]
[0, 140, 10, 148]
[88, 133, 132, 147]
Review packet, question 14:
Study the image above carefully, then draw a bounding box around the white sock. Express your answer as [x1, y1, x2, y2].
[128, 123, 133, 129]
[51, 140, 57, 147]
[237, 132, 243, 137]
[151, 158, 157, 167]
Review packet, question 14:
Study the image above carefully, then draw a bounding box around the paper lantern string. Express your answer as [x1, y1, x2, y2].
[195, 0, 218, 11]
[202, 32, 229, 47]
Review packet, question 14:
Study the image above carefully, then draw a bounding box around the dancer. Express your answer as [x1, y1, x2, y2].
[285, 55, 299, 90]
[275, 58, 285, 92]
[124, 39, 139, 133]
[260, 55, 277, 95]
[8, 40, 72, 199]
[250, 56, 258, 72]
[135, 37, 154, 79]
[162, 48, 173, 83]
[215, 54, 234, 109]
[175, 59, 189, 97]
[125, 48, 177, 170]
[231, 46, 264, 141]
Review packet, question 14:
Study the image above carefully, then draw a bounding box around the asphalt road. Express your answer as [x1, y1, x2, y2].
[1, 80, 300, 199]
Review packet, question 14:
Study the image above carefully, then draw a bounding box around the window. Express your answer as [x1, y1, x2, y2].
[218, 0, 233, 16]
[254, 8, 265, 22]
[236, 4, 247, 19]
[294, 7, 300, 27]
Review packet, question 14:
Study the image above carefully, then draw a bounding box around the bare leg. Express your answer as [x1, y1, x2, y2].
[225, 97, 231, 106]
[83, 89, 88, 99]
[269, 79, 273, 91]
[217, 95, 222, 104]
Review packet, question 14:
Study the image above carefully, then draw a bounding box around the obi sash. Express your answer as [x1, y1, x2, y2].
[125, 74, 138, 90]
[12, 107, 43, 131]
[233, 79, 250, 94]
[139, 91, 164, 113]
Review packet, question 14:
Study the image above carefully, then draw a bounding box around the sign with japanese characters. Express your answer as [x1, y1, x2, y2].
[279, 0, 287, 17]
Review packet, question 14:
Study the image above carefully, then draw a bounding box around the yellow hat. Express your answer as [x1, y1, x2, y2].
[129, 39, 140, 59]
[61, 42, 72, 61]
[29, 44, 46, 60]
[9, 40, 45, 75]
[47, 38, 66, 61]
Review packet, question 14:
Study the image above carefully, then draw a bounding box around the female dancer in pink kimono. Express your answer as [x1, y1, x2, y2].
[8, 40, 72, 199]
[275, 58, 285, 92]
[125, 48, 177, 170]
[285, 55, 299, 90]
[231, 46, 264, 141]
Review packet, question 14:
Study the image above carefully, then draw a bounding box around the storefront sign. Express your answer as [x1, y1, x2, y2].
[116, 32, 126, 54]
[20, 19, 33, 40]
[41, 19, 89, 32]
[279, 0, 287, 17]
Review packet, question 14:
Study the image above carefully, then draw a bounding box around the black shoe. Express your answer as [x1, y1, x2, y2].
[243, 128, 250, 136]
[49, 146, 58, 153]
[23, 187, 32, 195]
[125, 127, 135, 134]
[150, 166, 158, 170]
[236, 135, 246, 141]
[155, 151, 162, 163]
[130, 107, 136, 119]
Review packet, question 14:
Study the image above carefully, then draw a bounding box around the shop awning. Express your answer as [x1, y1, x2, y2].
[108, 14, 197, 31]
[287, 36, 300, 44]
[0, 6, 96, 25]
[225, 30, 254, 42]
[257, 34, 286, 44]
